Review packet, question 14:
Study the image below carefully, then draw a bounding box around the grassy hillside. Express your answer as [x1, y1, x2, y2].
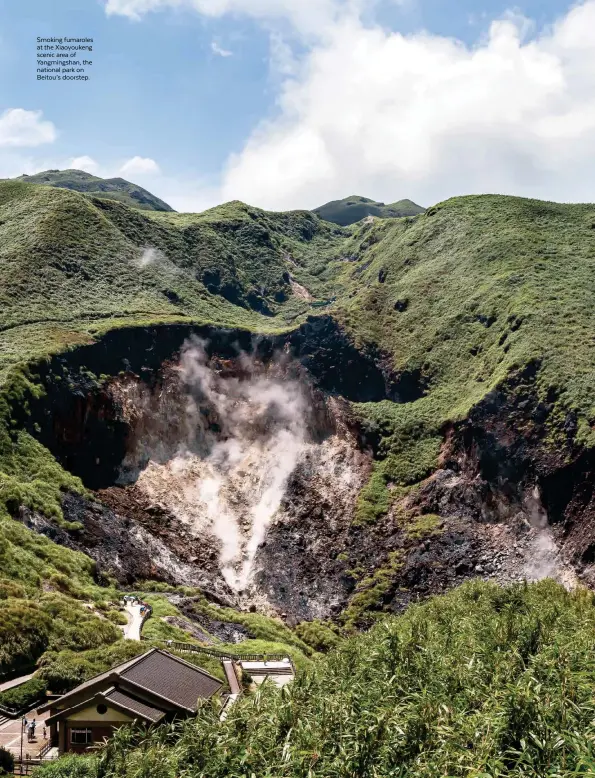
[36, 579, 595, 778]
[314, 195, 425, 225]
[1, 184, 595, 575]
[332, 195, 595, 519]
[14, 169, 174, 212]
[0, 181, 349, 384]
[2, 181, 595, 687]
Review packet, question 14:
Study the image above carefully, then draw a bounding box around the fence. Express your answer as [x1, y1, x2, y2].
[0, 694, 47, 719]
[38, 740, 54, 759]
[160, 641, 295, 671]
[13, 760, 42, 776]
[139, 601, 153, 629]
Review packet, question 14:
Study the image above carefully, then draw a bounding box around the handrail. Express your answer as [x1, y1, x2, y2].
[159, 641, 296, 672]
[38, 740, 54, 759]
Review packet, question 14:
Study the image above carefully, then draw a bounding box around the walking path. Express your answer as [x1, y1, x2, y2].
[220, 660, 242, 721]
[0, 673, 34, 694]
[122, 602, 144, 641]
[0, 704, 49, 758]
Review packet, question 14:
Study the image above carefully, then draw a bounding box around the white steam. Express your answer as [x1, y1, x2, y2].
[135, 339, 309, 591]
[137, 246, 163, 267]
[522, 485, 576, 589]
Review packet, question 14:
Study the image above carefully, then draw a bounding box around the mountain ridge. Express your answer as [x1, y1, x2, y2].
[13, 168, 175, 212]
[313, 194, 425, 225]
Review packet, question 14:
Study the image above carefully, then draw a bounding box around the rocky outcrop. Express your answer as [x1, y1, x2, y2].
[12, 326, 594, 628]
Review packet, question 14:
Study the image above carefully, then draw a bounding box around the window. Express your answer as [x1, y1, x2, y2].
[70, 729, 93, 745]
[96, 704, 108, 715]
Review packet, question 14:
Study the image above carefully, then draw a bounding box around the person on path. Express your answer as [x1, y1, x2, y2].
[22, 716, 27, 731]
[43, 724, 47, 740]
[27, 723, 34, 742]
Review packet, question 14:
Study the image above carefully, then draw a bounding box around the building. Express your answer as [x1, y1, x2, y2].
[37, 648, 222, 754]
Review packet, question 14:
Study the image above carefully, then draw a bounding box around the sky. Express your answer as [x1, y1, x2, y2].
[0, 0, 593, 212]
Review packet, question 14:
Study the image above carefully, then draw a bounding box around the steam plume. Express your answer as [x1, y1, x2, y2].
[134, 339, 309, 592]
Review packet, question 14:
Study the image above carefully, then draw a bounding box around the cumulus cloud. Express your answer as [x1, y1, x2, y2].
[103, 0, 595, 210]
[211, 40, 233, 57]
[0, 108, 57, 148]
[69, 155, 100, 174]
[216, 2, 595, 209]
[119, 156, 161, 176]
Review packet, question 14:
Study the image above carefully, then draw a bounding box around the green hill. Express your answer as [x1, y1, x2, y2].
[3, 180, 595, 770]
[1, 182, 595, 564]
[14, 168, 174, 212]
[313, 194, 425, 225]
[1, 182, 595, 561]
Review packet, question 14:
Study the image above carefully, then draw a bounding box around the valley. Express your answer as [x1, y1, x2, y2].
[1, 176, 595, 773]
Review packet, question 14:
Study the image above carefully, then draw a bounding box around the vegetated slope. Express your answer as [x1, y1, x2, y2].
[333, 195, 595, 526]
[14, 168, 174, 212]
[0, 180, 344, 379]
[0, 181, 346, 683]
[36, 579, 595, 778]
[313, 194, 425, 225]
[3, 181, 595, 686]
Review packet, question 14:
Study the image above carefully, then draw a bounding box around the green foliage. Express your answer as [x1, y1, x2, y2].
[37, 641, 145, 694]
[134, 593, 311, 674]
[341, 551, 404, 631]
[353, 463, 394, 525]
[0, 745, 14, 775]
[314, 195, 425, 225]
[33, 754, 96, 777]
[0, 599, 52, 673]
[0, 677, 47, 710]
[402, 512, 443, 540]
[15, 169, 174, 212]
[36, 580, 595, 778]
[294, 620, 342, 653]
[0, 590, 122, 677]
[106, 610, 128, 626]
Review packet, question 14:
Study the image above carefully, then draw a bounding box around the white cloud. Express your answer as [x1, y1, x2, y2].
[119, 156, 161, 176]
[69, 155, 100, 174]
[216, 1, 595, 209]
[105, 0, 347, 39]
[102, 0, 595, 210]
[0, 108, 57, 148]
[211, 40, 233, 57]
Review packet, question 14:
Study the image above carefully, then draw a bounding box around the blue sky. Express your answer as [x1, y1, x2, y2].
[0, 0, 592, 211]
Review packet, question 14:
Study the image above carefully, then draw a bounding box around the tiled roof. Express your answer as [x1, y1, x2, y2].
[39, 649, 222, 716]
[121, 650, 222, 711]
[37, 653, 146, 713]
[105, 689, 166, 723]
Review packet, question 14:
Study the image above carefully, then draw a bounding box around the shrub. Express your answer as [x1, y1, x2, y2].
[0, 745, 14, 775]
[38, 580, 595, 778]
[294, 620, 342, 652]
[0, 677, 47, 710]
[34, 754, 96, 777]
[0, 600, 52, 674]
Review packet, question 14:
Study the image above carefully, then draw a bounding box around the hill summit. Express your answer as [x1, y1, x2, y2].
[313, 194, 424, 225]
[15, 168, 174, 212]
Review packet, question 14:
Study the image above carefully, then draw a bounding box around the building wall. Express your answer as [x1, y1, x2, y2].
[68, 704, 133, 723]
[59, 705, 134, 754]
[66, 725, 119, 754]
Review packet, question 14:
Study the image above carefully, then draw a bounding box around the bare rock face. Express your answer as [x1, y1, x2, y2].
[18, 326, 595, 628]
[253, 412, 370, 621]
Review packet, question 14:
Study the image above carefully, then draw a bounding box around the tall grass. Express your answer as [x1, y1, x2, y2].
[35, 579, 595, 778]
